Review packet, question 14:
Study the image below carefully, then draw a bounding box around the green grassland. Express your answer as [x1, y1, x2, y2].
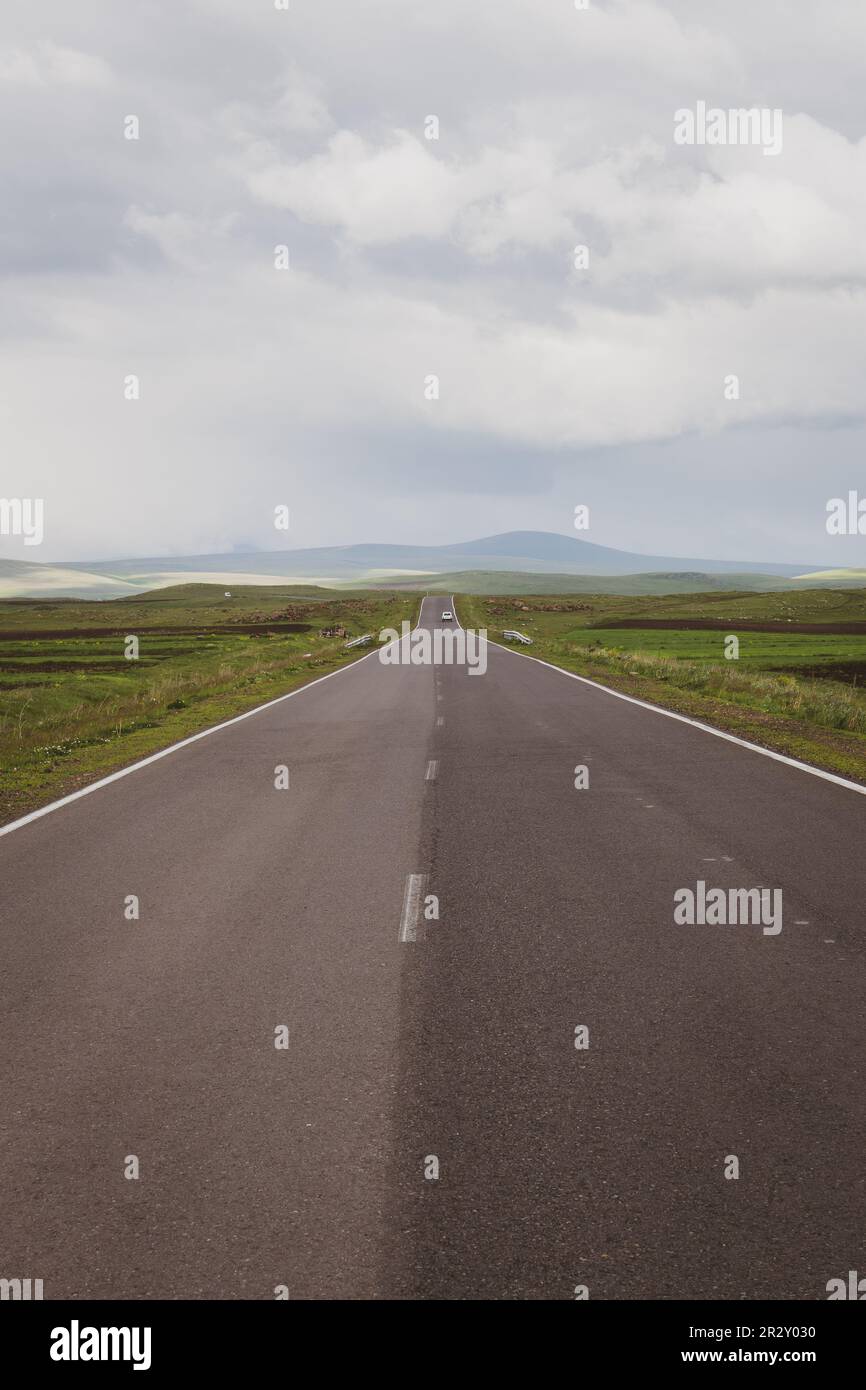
[389, 569, 866, 596]
[458, 589, 866, 784]
[6, 581, 866, 826]
[0, 585, 416, 825]
[542, 628, 866, 671]
[478, 587, 866, 626]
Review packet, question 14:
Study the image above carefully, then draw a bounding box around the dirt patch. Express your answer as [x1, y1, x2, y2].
[0, 661, 153, 673]
[0, 623, 313, 640]
[770, 662, 866, 684]
[598, 618, 866, 634]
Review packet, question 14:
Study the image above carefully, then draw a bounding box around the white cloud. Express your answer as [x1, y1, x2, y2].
[2, 0, 866, 561]
[248, 131, 459, 244]
[244, 114, 866, 297]
[0, 40, 112, 87]
[124, 207, 238, 270]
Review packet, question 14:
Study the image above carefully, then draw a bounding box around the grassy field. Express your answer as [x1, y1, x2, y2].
[0, 585, 416, 826]
[458, 589, 866, 784]
[478, 586, 866, 626]
[540, 627, 866, 674]
[6, 582, 866, 826]
[389, 569, 866, 596]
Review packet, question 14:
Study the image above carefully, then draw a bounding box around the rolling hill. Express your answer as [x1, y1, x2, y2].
[0, 532, 853, 599]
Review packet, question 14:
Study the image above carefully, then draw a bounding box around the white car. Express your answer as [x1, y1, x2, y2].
[441, 610, 453, 620]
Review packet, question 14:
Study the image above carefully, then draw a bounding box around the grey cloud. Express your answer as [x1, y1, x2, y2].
[1, 0, 864, 565]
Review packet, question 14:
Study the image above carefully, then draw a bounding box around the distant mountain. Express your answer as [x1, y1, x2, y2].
[0, 532, 843, 600]
[57, 531, 826, 580]
[0, 557, 143, 600]
[430, 531, 823, 575]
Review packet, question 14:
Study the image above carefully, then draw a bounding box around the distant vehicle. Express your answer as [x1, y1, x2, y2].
[441, 610, 453, 620]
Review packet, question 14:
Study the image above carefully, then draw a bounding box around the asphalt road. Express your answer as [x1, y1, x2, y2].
[1, 595, 864, 1300]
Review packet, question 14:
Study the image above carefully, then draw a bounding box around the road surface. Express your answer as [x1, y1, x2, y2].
[1, 595, 864, 1299]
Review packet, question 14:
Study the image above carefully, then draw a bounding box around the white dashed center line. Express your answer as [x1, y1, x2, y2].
[399, 873, 428, 943]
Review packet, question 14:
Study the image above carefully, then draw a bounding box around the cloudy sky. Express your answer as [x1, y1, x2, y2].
[2, 0, 865, 566]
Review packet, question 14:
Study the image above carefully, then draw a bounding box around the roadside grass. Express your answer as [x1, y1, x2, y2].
[479, 586, 866, 628]
[533, 627, 866, 676]
[459, 590, 866, 785]
[0, 586, 416, 826]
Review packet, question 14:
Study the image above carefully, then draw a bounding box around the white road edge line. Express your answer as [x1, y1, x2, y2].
[450, 597, 866, 798]
[0, 598, 427, 839]
[425, 760, 439, 781]
[399, 872, 428, 943]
